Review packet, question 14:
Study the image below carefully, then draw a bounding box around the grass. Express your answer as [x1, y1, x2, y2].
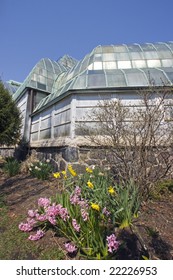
[0, 196, 64, 260]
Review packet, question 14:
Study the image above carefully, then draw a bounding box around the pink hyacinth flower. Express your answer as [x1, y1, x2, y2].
[28, 209, 38, 218]
[65, 242, 77, 253]
[38, 197, 51, 208]
[19, 218, 36, 232]
[74, 186, 81, 196]
[72, 219, 80, 232]
[102, 207, 110, 217]
[70, 194, 80, 205]
[81, 208, 89, 221]
[28, 229, 45, 241]
[106, 234, 119, 253]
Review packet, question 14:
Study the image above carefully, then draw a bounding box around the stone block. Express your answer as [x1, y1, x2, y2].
[89, 149, 106, 160]
[62, 147, 79, 162]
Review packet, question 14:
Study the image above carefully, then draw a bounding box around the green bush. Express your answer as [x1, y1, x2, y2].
[3, 157, 20, 177]
[0, 81, 21, 146]
[29, 160, 53, 180]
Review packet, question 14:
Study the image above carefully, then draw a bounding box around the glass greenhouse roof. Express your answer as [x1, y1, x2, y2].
[3, 80, 21, 95]
[34, 42, 173, 111]
[11, 42, 173, 112]
[13, 56, 77, 101]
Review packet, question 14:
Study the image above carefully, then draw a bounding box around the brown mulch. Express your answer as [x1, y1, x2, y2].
[0, 172, 173, 260]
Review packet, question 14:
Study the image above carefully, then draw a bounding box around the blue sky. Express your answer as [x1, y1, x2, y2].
[1, 0, 173, 82]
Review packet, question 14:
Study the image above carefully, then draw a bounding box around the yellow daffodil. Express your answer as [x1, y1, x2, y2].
[87, 180, 94, 189]
[53, 172, 61, 178]
[133, 212, 138, 218]
[91, 203, 100, 211]
[61, 170, 66, 175]
[108, 186, 116, 195]
[86, 167, 93, 173]
[68, 165, 77, 177]
[119, 219, 131, 229]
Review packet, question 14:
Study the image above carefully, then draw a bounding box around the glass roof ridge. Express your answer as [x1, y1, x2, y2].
[13, 57, 66, 101]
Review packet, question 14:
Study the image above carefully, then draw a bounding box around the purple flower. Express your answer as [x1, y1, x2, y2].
[19, 218, 36, 232]
[102, 207, 110, 217]
[47, 215, 56, 225]
[72, 219, 80, 232]
[36, 213, 47, 222]
[46, 204, 60, 216]
[81, 208, 89, 221]
[28, 229, 45, 241]
[65, 242, 77, 253]
[38, 197, 51, 208]
[106, 234, 119, 253]
[70, 194, 80, 205]
[74, 186, 81, 196]
[59, 207, 69, 221]
[19, 222, 33, 232]
[28, 209, 38, 218]
[70, 186, 82, 205]
[78, 199, 89, 209]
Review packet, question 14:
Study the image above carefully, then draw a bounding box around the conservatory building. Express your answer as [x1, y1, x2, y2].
[7, 41, 173, 167]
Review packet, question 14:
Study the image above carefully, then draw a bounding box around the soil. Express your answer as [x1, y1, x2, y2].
[0, 172, 173, 260]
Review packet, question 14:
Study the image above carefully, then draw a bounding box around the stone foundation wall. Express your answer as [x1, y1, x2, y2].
[0, 147, 14, 158]
[29, 145, 173, 180]
[30, 146, 108, 173]
[1, 145, 173, 180]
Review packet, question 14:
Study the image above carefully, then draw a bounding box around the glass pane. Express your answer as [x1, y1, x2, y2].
[72, 75, 86, 89]
[162, 59, 173, 67]
[118, 61, 131, 69]
[94, 54, 102, 61]
[147, 60, 161, 67]
[72, 61, 82, 77]
[115, 52, 130, 60]
[154, 43, 169, 51]
[61, 81, 71, 92]
[166, 42, 173, 51]
[93, 62, 102, 70]
[30, 80, 37, 87]
[102, 53, 115, 61]
[102, 46, 114, 53]
[88, 63, 93, 70]
[103, 61, 117, 69]
[37, 82, 46, 90]
[87, 72, 106, 87]
[94, 46, 102, 53]
[113, 45, 127, 52]
[39, 76, 46, 84]
[132, 60, 147, 68]
[40, 128, 51, 140]
[143, 69, 169, 85]
[107, 70, 126, 86]
[89, 55, 94, 65]
[130, 52, 144, 59]
[144, 51, 159, 59]
[44, 59, 53, 71]
[127, 44, 142, 52]
[140, 44, 156, 51]
[124, 70, 148, 86]
[80, 55, 90, 72]
[163, 68, 173, 83]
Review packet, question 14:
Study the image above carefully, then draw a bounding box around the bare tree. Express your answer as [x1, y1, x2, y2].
[80, 85, 173, 199]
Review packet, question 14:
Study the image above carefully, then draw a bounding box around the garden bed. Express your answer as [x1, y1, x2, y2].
[0, 172, 173, 260]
